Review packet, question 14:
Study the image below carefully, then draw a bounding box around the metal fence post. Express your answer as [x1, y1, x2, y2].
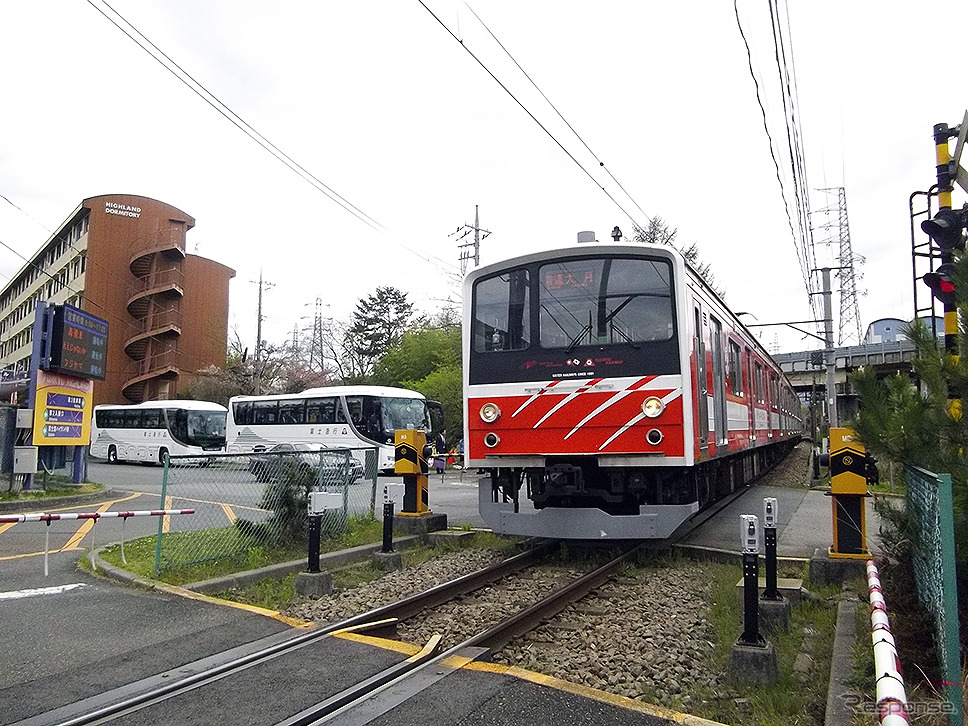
[152, 456, 170, 577]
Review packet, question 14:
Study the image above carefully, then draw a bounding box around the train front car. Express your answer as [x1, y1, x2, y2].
[463, 242, 698, 539]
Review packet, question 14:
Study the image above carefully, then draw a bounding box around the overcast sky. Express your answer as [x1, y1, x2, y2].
[2, 1, 965, 361]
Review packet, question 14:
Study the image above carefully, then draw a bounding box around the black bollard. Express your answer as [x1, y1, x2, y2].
[739, 514, 761, 645]
[763, 527, 780, 600]
[741, 550, 760, 645]
[763, 497, 780, 600]
[307, 514, 321, 573]
[382, 500, 395, 553]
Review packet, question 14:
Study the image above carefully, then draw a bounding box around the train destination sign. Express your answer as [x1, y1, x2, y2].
[45, 304, 109, 381]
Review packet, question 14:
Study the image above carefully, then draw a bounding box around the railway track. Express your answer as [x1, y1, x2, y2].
[33, 541, 644, 726]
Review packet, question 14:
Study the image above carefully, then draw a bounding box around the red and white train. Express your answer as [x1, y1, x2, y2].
[462, 237, 802, 539]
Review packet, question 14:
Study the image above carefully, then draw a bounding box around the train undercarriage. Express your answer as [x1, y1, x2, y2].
[481, 439, 800, 539]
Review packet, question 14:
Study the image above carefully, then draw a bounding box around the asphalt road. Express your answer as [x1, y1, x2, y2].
[0, 459, 485, 724]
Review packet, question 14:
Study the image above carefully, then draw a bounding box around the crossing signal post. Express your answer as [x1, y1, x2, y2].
[922, 122, 966, 421]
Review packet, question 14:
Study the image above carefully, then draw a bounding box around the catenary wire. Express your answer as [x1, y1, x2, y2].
[85, 0, 458, 276]
[733, 0, 806, 292]
[461, 2, 653, 226]
[416, 0, 642, 232]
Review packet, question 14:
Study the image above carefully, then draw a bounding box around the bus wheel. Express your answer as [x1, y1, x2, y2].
[159, 448, 169, 466]
[107, 446, 118, 464]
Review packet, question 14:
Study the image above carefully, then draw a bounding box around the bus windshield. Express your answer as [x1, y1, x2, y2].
[168, 409, 227, 448]
[381, 397, 431, 433]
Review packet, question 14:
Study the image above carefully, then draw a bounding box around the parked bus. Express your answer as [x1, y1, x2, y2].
[226, 385, 444, 473]
[90, 400, 227, 464]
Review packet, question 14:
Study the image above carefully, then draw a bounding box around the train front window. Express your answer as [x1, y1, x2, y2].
[473, 269, 530, 352]
[539, 257, 673, 348]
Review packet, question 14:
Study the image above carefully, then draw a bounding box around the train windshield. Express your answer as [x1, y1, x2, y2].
[538, 258, 673, 348]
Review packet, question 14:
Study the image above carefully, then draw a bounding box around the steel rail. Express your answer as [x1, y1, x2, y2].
[299, 543, 645, 725]
[46, 541, 554, 725]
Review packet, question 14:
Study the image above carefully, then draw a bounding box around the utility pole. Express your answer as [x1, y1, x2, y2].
[454, 205, 490, 275]
[821, 267, 837, 429]
[251, 269, 274, 395]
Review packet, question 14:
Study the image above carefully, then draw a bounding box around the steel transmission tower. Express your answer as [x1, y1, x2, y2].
[814, 187, 864, 345]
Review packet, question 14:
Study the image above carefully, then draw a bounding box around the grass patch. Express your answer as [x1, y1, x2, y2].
[96, 516, 385, 587]
[0, 482, 102, 502]
[685, 557, 841, 726]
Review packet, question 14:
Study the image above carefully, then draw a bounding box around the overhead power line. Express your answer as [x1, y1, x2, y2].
[85, 0, 458, 276]
[417, 0, 644, 231]
[460, 2, 653, 226]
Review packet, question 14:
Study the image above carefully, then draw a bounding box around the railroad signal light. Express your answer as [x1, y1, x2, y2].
[923, 263, 958, 307]
[921, 207, 967, 252]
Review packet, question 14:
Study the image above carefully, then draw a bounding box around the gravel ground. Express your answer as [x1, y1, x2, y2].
[282, 441, 813, 712]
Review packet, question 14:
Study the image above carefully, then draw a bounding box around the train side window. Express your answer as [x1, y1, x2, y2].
[754, 362, 764, 403]
[728, 340, 743, 395]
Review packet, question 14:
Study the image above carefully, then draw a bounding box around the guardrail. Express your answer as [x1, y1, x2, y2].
[867, 559, 910, 725]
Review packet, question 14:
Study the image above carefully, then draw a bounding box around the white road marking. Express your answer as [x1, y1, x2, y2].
[0, 583, 87, 601]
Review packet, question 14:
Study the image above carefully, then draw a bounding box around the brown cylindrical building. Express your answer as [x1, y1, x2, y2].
[0, 194, 235, 404]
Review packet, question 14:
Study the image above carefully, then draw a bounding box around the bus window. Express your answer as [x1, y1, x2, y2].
[253, 400, 278, 424]
[428, 400, 445, 442]
[279, 399, 305, 424]
[307, 397, 337, 424]
[143, 409, 162, 430]
[124, 410, 143, 428]
[232, 401, 251, 425]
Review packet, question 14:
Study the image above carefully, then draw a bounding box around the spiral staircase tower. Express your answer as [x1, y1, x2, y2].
[122, 222, 187, 402]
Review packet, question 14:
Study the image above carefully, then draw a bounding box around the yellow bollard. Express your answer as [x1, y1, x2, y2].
[827, 427, 871, 559]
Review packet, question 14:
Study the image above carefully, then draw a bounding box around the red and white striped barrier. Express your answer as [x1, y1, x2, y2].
[867, 559, 909, 725]
[3, 508, 195, 577]
[0, 509, 194, 523]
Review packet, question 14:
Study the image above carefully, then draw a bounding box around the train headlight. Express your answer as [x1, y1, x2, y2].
[641, 396, 665, 418]
[484, 432, 501, 448]
[480, 402, 502, 423]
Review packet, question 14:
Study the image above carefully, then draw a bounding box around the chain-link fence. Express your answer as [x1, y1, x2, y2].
[905, 465, 963, 726]
[153, 447, 380, 574]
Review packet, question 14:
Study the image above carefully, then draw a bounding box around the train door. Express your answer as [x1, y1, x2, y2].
[709, 316, 727, 447]
[694, 307, 709, 453]
[745, 350, 755, 442]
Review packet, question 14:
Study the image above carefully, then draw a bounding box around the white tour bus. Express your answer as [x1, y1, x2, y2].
[226, 385, 444, 473]
[90, 400, 228, 464]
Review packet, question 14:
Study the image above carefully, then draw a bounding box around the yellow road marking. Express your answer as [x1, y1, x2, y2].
[0, 491, 144, 560]
[220, 503, 237, 524]
[60, 501, 114, 551]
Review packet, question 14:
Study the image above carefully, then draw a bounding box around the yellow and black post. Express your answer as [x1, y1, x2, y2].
[827, 427, 871, 559]
[932, 122, 962, 421]
[395, 429, 430, 515]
